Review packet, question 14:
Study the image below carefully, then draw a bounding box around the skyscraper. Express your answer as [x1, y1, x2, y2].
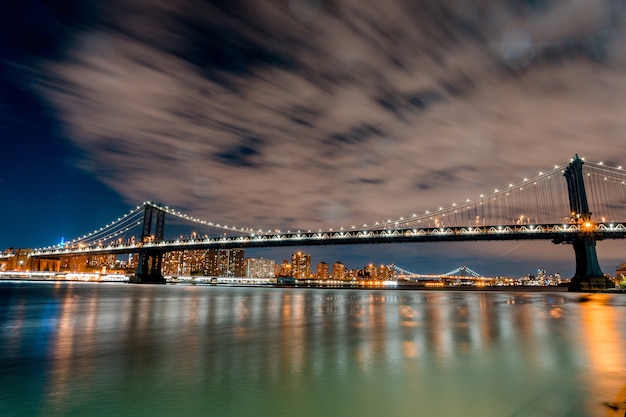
[291, 252, 311, 278]
[217, 248, 245, 277]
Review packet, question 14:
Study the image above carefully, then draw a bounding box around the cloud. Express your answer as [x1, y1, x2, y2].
[32, 0, 626, 264]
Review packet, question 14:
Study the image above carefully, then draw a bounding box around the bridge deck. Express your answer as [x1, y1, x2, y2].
[31, 223, 626, 257]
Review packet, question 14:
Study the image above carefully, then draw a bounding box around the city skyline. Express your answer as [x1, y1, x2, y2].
[3, 1, 626, 277]
[0, 242, 580, 282]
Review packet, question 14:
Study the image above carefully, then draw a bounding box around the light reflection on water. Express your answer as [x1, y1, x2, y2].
[0, 282, 625, 417]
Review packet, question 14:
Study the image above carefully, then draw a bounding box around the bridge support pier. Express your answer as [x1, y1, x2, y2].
[131, 204, 167, 284]
[563, 155, 614, 292]
[568, 237, 612, 291]
[131, 251, 166, 284]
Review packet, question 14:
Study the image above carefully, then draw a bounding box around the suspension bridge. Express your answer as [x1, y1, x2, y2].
[393, 265, 484, 280]
[24, 155, 626, 291]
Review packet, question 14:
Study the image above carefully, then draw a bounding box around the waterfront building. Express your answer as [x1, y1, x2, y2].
[366, 263, 377, 279]
[86, 254, 118, 270]
[163, 249, 209, 275]
[2, 248, 34, 271]
[217, 248, 245, 277]
[346, 269, 358, 281]
[161, 248, 237, 276]
[60, 255, 88, 272]
[204, 249, 219, 275]
[378, 264, 393, 280]
[277, 260, 292, 277]
[332, 261, 345, 280]
[315, 262, 329, 280]
[245, 257, 275, 278]
[291, 252, 311, 278]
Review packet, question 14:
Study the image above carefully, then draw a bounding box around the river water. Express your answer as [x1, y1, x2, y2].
[1, 282, 625, 417]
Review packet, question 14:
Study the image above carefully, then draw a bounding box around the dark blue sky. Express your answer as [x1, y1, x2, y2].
[2, 0, 626, 276]
[1, 0, 126, 248]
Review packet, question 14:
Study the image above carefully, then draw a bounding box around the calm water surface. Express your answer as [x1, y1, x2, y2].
[1, 282, 625, 417]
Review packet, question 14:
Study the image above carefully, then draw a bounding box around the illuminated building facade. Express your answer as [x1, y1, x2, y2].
[245, 257, 275, 278]
[161, 248, 243, 276]
[163, 249, 216, 275]
[378, 264, 393, 279]
[277, 260, 292, 277]
[315, 262, 329, 280]
[217, 248, 245, 277]
[291, 252, 311, 278]
[332, 262, 345, 280]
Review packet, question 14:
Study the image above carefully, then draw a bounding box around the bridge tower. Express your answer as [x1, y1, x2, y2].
[132, 203, 166, 284]
[563, 155, 613, 291]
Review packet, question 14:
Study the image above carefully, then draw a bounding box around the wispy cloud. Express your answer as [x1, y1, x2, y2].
[33, 0, 626, 242]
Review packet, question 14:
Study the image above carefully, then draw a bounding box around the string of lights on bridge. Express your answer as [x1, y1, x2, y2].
[34, 157, 626, 252]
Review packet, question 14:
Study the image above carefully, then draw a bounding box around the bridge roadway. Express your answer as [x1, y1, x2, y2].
[31, 222, 626, 258]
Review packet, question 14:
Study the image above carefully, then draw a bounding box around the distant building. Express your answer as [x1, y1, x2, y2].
[332, 262, 345, 280]
[163, 249, 217, 275]
[218, 248, 244, 277]
[161, 248, 243, 276]
[378, 264, 393, 280]
[245, 257, 275, 278]
[277, 260, 292, 277]
[617, 263, 626, 279]
[205, 249, 219, 275]
[1, 248, 33, 271]
[60, 255, 88, 272]
[87, 254, 118, 270]
[315, 262, 329, 280]
[346, 269, 358, 281]
[291, 252, 311, 278]
[366, 264, 377, 279]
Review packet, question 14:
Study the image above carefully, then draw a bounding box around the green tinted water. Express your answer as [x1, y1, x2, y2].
[1, 282, 624, 417]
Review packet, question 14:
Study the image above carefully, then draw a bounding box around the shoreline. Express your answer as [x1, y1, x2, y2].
[0, 275, 572, 291]
[2, 272, 621, 292]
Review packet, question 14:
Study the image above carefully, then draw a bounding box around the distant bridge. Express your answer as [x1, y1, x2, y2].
[393, 265, 485, 280]
[24, 155, 626, 291]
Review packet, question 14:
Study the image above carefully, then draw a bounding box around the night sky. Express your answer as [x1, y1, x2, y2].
[2, 0, 626, 277]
